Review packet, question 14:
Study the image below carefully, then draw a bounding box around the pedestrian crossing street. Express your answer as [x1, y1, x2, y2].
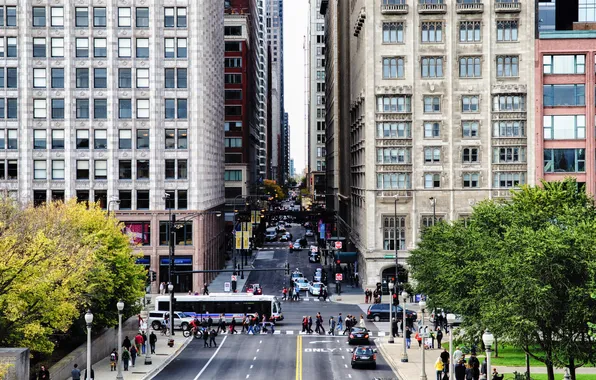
[281, 298, 331, 302]
[213, 330, 388, 337]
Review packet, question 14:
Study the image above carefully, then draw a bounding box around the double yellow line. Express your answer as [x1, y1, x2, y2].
[295, 335, 302, 380]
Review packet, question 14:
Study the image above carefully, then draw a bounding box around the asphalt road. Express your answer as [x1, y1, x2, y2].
[151, 223, 398, 380]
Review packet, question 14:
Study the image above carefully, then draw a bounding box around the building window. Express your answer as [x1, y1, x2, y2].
[493, 94, 526, 111]
[496, 20, 518, 42]
[423, 96, 440, 113]
[94, 130, 107, 149]
[76, 160, 89, 180]
[137, 160, 150, 179]
[421, 57, 443, 78]
[75, 7, 88, 27]
[177, 8, 187, 27]
[76, 130, 89, 149]
[543, 85, 584, 107]
[376, 173, 411, 190]
[225, 74, 242, 84]
[424, 173, 441, 188]
[119, 160, 132, 179]
[137, 99, 150, 119]
[460, 21, 481, 42]
[177, 38, 187, 58]
[94, 38, 107, 58]
[119, 68, 132, 88]
[225, 90, 242, 101]
[93, 7, 107, 27]
[76, 68, 89, 88]
[4, 68, 16, 89]
[33, 68, 46, 88]
[382, 57, 404, 79]
[459, 57, 481, 78]
[421, 215, 444, 229]
[51, 99, 64, 119]
[376, 148, 411, 164]
[136, 68, 149, 88]
[6, 37, 17, 58]
[94, 68, 107, 88]
[225, 105, 241, 117]
[159, 220, 192, 245]
[543, 115, 586, 139]
[544, 149, 585, 173]
[496, 56, 519, 77]
[463, 173, 479, 188]
[119, 129, 132, 149]
[136, 38, 149, 58]
[76, 38, 89, 57]
[382, 216, 406, 251]
[177, 99, 188, 119]
[33, 130, 47, 149]
[493, 172, 526, 188]
[76, 99, 89, 119]
[33, 7, 46, 27]
[119, 99, 132, 119]
[493, 147, 526, 163]
[424, 122, 440, 138]
[383, 22, 404, 43]
[376, 96, 411, 112]
[118, 38, 132, 58]
[421, 21, 443, 43]
[33, 38, 46, 58]
[135, 129, 149, 149]
[424, 147, 441, 163]
[123, 221, 150, 245]
[462, 147, 479, 163]
[137, 190, 150, 210]
[225, 58, 242, 68]
[224, 42, 242, 52]
[34, 160, 47, 180]
[119, 190, 132, 210]
[462, 121, 479, 138]
[136, 8, 149, 28]
[493, 121, 525, 137]
[224, 26, 242, 36]
[177, 68, 187, 88]
[118, 7, 131, 27]
[94, 99, 107, 119]
[543, 55, 586, 74]
[224, 170, 243, 181]
[94, 160, 107, 180]
[51, 68, 64, 88]
[51, 7, 64, 27]
[51, 129, 64, 149]
[224, 138, 242, 148]
[6, 99, 16, 119]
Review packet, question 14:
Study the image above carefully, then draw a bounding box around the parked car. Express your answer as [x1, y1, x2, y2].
[148, 311, 194, 331]
[347, 327, 370, 345]
[280, 233, 289, 242]
[366, 303, 417, 322]
[351, 346, 377, 369]
[305, 229, 314, 237]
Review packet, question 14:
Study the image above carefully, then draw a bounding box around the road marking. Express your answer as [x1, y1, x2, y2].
[344, 364, 348, 368]
[250, 365, 253, 369]
[342, 356, 345, 359]
[256, 349, 259, 352]
[259, 340, 262, 344]
[287, 330, 294, 335]
[246, 375, 249, 379]
[378, 332, 386, 337]
[295, 335, 303, 380]
[348, 375, 352, 378]
[253, 357, 257, 361]
[308, 340, 333, 344]
[193, 335, 227, 379]
[274, 330, 281, 334]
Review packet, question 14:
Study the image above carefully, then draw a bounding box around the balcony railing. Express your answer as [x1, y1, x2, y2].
[456, 2, 484, 13]
[494, 1, 521, 12]
[418, 3, 447, 14]
[380, 4, 409, 14]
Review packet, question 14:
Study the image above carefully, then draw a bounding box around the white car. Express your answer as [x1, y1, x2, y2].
[294, 278, 310, 291]
[309, 282, 327, 296]
[291, 271, 304, 280]
[305, 229, 314, 237]
[314, 272, 322, 282]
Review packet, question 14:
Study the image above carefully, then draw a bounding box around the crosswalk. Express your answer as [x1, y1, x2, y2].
[281, 298, 331, 302]
[213, 330, 387, 337]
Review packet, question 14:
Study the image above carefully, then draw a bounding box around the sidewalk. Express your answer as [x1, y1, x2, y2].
[375, 335, 596, 379]
[66, 333, 191, 380]
[208, 258, 251, 293]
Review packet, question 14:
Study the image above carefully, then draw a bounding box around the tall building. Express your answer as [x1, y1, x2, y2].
[290, 158, 295, 178]
[307, 0, 327, 202]
[325, 0, 535, 287]
[536, 0, 596, 193]
[267, 0, 284, 183]
[282, 111, 290, 181]
[0, 1, 226, 293]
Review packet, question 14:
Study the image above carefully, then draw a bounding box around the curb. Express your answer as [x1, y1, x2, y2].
[375, 338, 405, 380]
[144, 336, 193, 380]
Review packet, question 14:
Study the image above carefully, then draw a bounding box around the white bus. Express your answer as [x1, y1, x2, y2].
[154, 293, 284, 322]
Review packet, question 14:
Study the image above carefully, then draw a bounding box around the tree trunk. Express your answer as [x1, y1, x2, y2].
[546, 363, 555, 380]
[495, 337, 498, 357]
[525, 353, 530, 380]
[569, 356, 576, 380]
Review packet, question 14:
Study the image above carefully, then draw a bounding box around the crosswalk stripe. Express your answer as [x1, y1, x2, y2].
[274, 330, 281, 334]
[286, 330, 294, 335]
[377, 332, 386, 337]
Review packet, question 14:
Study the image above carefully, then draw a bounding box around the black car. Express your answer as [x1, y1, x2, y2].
[351, 346, 377, 369]
[366, 303, 417, 322]
[347, 327, 370, 345]
[308, 252, 320, 263]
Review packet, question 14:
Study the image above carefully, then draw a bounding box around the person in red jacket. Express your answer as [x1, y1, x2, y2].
[134, 332, 144, 353]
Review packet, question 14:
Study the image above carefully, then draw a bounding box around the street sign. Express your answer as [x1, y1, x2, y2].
[335, 273, 343, 281]
[335, 241, 342, 249]
[231, 275, 237, 282]
[224, 282, 231, 292]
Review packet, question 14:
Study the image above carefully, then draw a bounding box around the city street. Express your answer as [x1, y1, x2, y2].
[151, 224, 398, 379]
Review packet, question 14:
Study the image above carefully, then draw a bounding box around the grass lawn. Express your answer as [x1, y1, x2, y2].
[529, 375, 596, 380]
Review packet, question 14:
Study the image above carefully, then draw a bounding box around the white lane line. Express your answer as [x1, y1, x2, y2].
[193, 335, 228, 379]
[342, 356, 345, 359]
[256, 349, 260, 352]
[250, 365, 254, 369]
[344, 364, 348, 368]
[246, 375, 250, 379]
[260, 340, 263, 344]
[348, 375, 352, 378]
[253, 356, 257, 361]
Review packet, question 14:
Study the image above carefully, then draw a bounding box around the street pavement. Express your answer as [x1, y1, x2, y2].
[149, 223, 400, 380]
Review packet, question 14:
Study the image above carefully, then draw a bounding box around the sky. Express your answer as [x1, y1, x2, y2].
[283, 0, 309, 176]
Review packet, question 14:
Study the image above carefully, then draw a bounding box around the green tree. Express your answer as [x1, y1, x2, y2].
[409, 180, 596, 380]
[263, 179, 285, 199]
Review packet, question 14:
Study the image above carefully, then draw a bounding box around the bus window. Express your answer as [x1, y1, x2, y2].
[272, 302, 277, 314]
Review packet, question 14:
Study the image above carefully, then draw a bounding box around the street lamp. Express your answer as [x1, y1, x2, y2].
[401, 290, 409, 362]
[388, 281, 395, 344]
[393, 195, 399, 305]
[168, 283, 174, 336]
[84, 310, 93, 380]
[429, 197, 437, 226]
[447, 313, 457, 380]
[107, 196, 120, 217]
[419, 300, 427, 380]
[483, 330, 495, 380]
[116, 301, 124, 380]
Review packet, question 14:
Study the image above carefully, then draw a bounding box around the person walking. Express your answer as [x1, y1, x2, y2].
[337, 313, 343, 334]
[405, 327, 412, 349]
[130, 344, 138, 367]
[230, 317, 238, 334]
[242, 314, 249, 334]
[455, 360, 466, 380]
[269, 316, 275, 334]
[247, 315, 255, 335]
[203, 329, 210, 347]
[159, 282, 165, 295]
[203, 283, 209, 295]
[110, 349, 118, 371]
[328, 316, 336, 336]
[71, 364, 81, 380]
[121, 347, 131, 371]
[343, 314, 351, 335]
[435, 357, 445, 380]
[123, 335, 132, 351]
[134, 332, 143, 353]
[207, 315, 213, 329]
[209, 328, 218, 347]
[359, 314, 365, 328]
[141, 331, 148, 354]
[436, 328, 443, 349]
[308, 316, 313, 334]
[282, 286, 287, 301]
[149, 331, 157, 354]
[391, 318, 398, 338]
[315, 312, 325, 335]
[217, 314, 226, 334]
[301, 316, 308, 333]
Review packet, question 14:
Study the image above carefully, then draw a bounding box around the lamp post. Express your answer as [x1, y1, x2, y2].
[168, 283, 174, 336]
[429, 197, 436, 225]
[84, 310, 93, 380]
[401, 290, 409, 362]
[483, 330, 495, 380]
[116, 301, 124, 380]
[388, 281, 395, 344]
[393, 195, 399, 298]
[419, 300, 428, 380]
[447, 313, 456, 380]
[107, 197, 120, 217]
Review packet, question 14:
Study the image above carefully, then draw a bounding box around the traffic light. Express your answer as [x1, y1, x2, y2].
[151, 270, 157, 282]
[336, 259, 341, 265]
[285, 262, 290, 275]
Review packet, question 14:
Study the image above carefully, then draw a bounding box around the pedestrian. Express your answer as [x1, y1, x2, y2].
[308, 316, 313, 334]
[110, 349, 118, 371]
[436, 328, 443, 349]
[440, 347, 450, 369]
[71, 364, 81, 380]
[209, 328, 218, 347]
[282, 286, 287, 301]
[465, 364, 474, 380]
[359, 314, 365, 328]
[481, 358, 487, 379]
[217, 314, 226, 334]
[314, 313, 323, 334]
[453, 346, 463, 363]
[405, 327, 412, 348]
[130, 344, 138, 367]
[269, 315, 275, 334]
[364, 289, 369, 303]
[391, 318, 398, 338]
[203, 283, 209, 295]
[207, 315, 213, 329]
[230, 317, 238, 334]
[84, 367, 94, 380]
[203, 329, 210, 347]
[355, 273, 359, 287]
[242, 314, 249, 334]
[149, 331, 157, 354]
[455, 360, 466, 380]
[430, 329, 435, 349]
[141, 331, 148, 354]
[337, 313, 343, 333]
[121, 347, 131, 371]
[301, 316, 308, 333]
[435, 357, 445, 380]
[328, 316, 336, 336]
[247, 315, 255, 335]
[415, 331, 422, 347]
[123, 335, 132, 350]
[160, 282, 165, 295]
[134, 332, 143, 353]
[342, 315, 351, 335]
